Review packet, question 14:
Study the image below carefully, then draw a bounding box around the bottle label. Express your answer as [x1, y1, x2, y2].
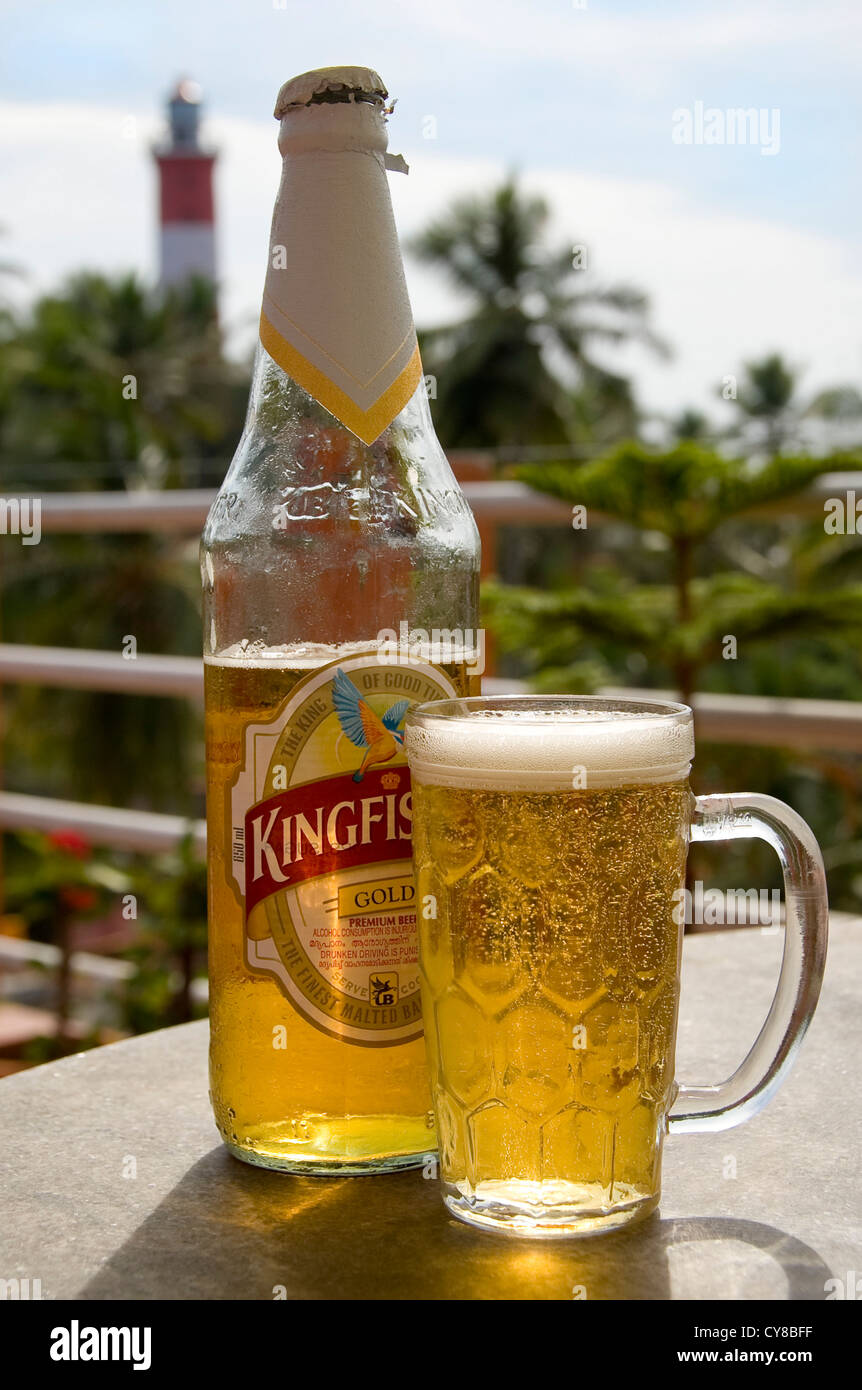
[259, 149, 421, 445]
[229, 652, 457, 1046]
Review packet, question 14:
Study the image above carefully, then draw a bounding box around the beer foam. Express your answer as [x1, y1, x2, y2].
[206, 640, 479, 670]
[206, 641, 383, 670]
[404, 700, 694, 791]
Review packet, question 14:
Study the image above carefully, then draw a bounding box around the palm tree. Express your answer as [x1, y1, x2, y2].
[0, 272, 246, 489]
[671, 408, 712, 443]
[720, 353, 862, 457]
[721, 352, 799, 455]
[410, 178, 666, 451]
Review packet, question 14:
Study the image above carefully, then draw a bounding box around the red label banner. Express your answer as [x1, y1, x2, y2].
[243, 765, 413, 916]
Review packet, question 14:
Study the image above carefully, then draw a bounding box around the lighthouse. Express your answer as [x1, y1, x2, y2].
[153, 79, 217, 289]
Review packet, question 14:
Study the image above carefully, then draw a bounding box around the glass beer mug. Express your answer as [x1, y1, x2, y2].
[404, 696, 828, 1236]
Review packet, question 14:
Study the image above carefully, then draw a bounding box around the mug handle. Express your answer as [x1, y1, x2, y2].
[668, 793, 828, 1134]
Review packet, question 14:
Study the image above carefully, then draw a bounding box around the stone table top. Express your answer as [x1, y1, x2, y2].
[1, 918, 859, 1301]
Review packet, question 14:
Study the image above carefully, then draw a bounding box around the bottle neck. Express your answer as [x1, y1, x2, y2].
[259, 102, 420, 446]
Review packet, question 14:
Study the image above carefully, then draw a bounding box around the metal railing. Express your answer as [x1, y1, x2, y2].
[2, 645, 862, 750]
[16, 471, 862, 533]
[1, 649, 861, 855]
[1, 479, 860, 855]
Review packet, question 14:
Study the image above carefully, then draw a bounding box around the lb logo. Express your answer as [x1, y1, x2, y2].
[370, 973, 398, 1007]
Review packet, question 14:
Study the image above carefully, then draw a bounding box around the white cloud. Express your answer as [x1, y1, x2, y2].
[389, 0, 862, 71]
[392, 147, 862, 418]
[2, 99, 860, 423]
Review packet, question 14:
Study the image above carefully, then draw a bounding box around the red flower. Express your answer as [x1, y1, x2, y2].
[60, 886, 98, 913]
[47, 830, 91, 860]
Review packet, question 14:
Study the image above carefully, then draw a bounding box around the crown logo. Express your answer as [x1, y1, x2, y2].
[380, 771, 401, 791]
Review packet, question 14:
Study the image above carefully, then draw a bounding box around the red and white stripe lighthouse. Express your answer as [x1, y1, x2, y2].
[153, 79, 217, 289]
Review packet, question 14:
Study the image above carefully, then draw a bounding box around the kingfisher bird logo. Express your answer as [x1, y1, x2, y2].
[332, 668, 409, 782]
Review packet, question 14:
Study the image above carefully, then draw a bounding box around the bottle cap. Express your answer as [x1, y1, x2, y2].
[274, 66, 387, 118]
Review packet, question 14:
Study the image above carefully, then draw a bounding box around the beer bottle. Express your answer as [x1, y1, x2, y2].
[202, 66, 481, 1173]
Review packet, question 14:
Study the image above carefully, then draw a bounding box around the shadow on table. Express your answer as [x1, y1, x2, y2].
[82, 1145, 834, 1295]
[80, 1146, 834, 1300]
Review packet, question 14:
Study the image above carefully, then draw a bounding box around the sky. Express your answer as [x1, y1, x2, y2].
[1, 0, 860, 422]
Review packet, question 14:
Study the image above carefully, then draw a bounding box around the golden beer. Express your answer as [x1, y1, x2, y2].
[206, 647, 479, 1171]
[202, 65, 480, 1174]
[406, 697, 693, 1233]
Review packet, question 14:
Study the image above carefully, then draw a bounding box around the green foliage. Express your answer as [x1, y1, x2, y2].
[411, 178, 664, 450]
[2, 530, 202, 811]
[487, 571, 862, 688]
[0, 271, 236, 811]
[517, 441, 836, 540]
[716, 351, 799, 454]
[492, 443, 862, 709]
[490, 442, 862, 911]
[671, 409, 711, 442]
[20, 1032, 101, 1064]
[129, 832, 207, 956]
[2, 829, 207, 1040]
[0, 271, 246, 488]
[4, 830, 119, 935]
[735, 352, 797, 419]
[118, 833, 208, 1033]
[715, 351, 862, 455]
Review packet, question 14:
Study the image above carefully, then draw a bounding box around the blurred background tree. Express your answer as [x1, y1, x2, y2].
[723, 352, 799, 455]
[485, 440, 862, 909]
[120, 833, 208, 1034]
[718, 350, 862, 457]
[0, 272, 249, 811]
[4, 829, 119, 1055]
[491, 442, 862, 704]
[411, 177, 666, 452]
[1, 272, 246, 489]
